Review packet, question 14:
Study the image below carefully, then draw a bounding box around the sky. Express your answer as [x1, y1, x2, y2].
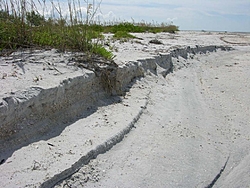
[98, 0, 250, 32]
[38, 0, 250, 32]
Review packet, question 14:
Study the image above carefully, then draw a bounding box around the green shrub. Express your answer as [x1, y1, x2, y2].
[162, 25, 179, 33]
[92, 45, 114, 60]
[32, 30, 62, 47]
[89, 24, 104, 32]
[113, 31, 136, 39]
[110, 22, 144, 33]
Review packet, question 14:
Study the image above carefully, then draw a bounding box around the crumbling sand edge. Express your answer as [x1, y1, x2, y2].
[0, 72, 107, 144]
[0, 45, 232, 148]
[40, 45, 231, 187]
[41, 46, 231, 188]
[0, 45, 232, 187]
[116, 45, 232, 90]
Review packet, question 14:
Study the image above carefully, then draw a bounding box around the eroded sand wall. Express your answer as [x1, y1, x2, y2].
[0, 45, 231, 146]
[0, 72, 106, 140]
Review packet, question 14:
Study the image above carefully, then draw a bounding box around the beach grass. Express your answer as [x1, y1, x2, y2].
[0, 0, 179, 59]
[113, 31, 136, 39]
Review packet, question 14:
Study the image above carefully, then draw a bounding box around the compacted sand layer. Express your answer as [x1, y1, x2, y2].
[0, 31, 249, 187]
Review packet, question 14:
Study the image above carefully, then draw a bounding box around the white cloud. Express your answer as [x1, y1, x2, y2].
[101, 0, 250, 17]
[94, 11, 117, 23]
[99, 0, 250, 31]
[22, 0, 250, 31]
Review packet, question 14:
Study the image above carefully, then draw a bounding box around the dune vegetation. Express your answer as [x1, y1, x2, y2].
[0, 0, 179, 59]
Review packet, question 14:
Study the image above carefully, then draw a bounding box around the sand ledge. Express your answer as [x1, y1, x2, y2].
[0, 45, 231, 144]
[0, 43, 234, 187]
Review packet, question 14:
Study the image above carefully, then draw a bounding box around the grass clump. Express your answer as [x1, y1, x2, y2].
[162, 25, 179, 33]
[91, 44, 115, 60]
[113, 31, 136, 39]
[0, 0, 112, 59]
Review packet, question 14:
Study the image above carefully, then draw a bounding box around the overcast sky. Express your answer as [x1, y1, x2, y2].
[98, 0, 250, 32]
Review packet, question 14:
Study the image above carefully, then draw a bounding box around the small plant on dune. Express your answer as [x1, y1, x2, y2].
[162, 24, 179, 33]
[113, 31, 136, 40]
[91, 44, 115, 60]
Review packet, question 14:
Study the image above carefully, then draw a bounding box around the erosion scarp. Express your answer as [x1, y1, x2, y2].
[0, 44, 232, 187]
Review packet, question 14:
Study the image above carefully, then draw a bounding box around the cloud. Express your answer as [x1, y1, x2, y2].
[95, 11, 117, 23]
[101, 0, 250, 31]
[101, 0, 250, 19]
[27, 0, 250, 31]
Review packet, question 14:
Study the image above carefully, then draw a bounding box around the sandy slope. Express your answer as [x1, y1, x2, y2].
[56, 47, 250, 188]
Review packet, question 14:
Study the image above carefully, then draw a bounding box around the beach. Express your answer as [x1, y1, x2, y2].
[0, 31, 250, 187]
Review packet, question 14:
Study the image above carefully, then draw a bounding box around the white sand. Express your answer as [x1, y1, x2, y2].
[69, 47, 250, 188]
[0, 31, 250, 187]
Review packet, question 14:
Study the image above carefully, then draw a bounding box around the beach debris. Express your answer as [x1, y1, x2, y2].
[75, 54, 120, 95]
[66, 150, 75, 155]
[47, 143, 55, 147]
[149, 39, 163, 45]
[33, 75, 43, 82]
[32, 160, 42, 170]
[2, 73, 7, 79]
[10, 71, 18, 77]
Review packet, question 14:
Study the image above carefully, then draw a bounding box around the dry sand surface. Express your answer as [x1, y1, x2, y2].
[0, 31, 250, 187]
[55, 47, 250, 188]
